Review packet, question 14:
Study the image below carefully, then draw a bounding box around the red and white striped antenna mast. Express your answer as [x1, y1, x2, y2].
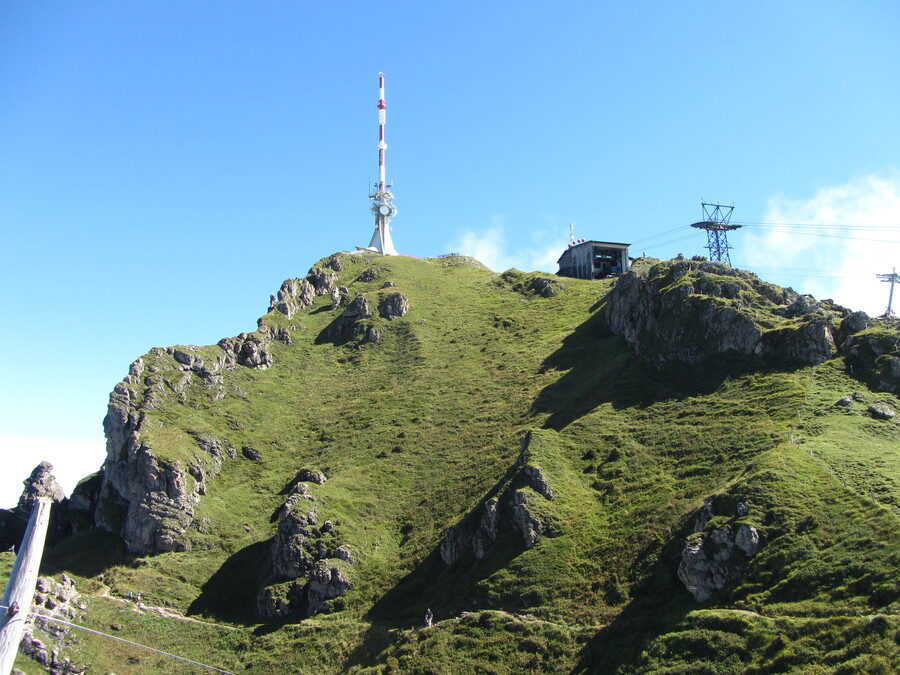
[361, 72, 398, 255]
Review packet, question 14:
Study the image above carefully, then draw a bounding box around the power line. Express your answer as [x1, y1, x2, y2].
[735, 220, 898, 232]
[630, 225, 692, 246]
[741, 228, 898, 244]
[747, 266, 875, 280]
[4, 605, 236, 675]
[639, 233, 698, 253]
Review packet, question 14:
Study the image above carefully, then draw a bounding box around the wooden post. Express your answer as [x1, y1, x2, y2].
[0, 497, 52, 675]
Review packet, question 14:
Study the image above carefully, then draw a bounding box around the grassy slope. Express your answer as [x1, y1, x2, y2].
[31, 253, 900, 674]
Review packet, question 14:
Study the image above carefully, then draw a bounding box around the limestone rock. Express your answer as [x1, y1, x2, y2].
[784, 294, 820, 318]
[835, 395, 855, 408]
[259, 490, 353, 619]
[509, 490, 542, 549]
[297, 468, 327, 485]
[357, 267, 379, 283]
[735, 524, 762, 556]
[473, 498, 499, 560]
[322, 294, 377, 344]
[270, 499, 319, 579]
[840, 310, 871, 336]
[523, 465, 554, 501]
[269, 278, 315, 319]
[242, 446, 262, 461]
[236, 337, 273, 370]
[172, 348, 204, 371]
[868, 403, 896, 420]
[306, 562, 352, 616]
[602, 260, 844, 367]
[843, 328, 900, 395]
[324, 254, 344, 271]
[18, 462, 66, 509]
[676, 498, 763, 602]
[95, 400, 201, 554]
[527, 277, 561, 298]
[330, 285, 350, 310]
[21, 576, 85, 673]
[218, 333, 273, 371]
[379, 292, 410, 320]
[308, 267, 339, 295]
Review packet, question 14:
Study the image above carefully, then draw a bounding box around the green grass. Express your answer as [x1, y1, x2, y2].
[25, 253, 900, 673]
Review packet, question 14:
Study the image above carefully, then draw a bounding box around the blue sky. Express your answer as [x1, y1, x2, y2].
[1, 1, 899, 506]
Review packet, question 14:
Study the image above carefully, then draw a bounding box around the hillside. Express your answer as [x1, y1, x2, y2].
[5, 252, 900, 674]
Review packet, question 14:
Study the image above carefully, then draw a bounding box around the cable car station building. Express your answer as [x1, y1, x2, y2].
[557, 240, 631, 280]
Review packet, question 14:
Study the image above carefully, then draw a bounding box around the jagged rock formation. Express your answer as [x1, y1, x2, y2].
[322, 293, 381, 344]
[602, 259, 900, 398]
[0, 463, 69, 552]
[677, 497, 763, 602]
[843, 324, 900, 395]
[440, 431, 560, 564]
[19, 252, 900, 673]
[257, 478, 352, 618]
[379, 292, 410, 320]
[330, 285, 350, 310]
[602, 259, 843, 366]
[86, 260, 360, 554]
[21, 575, 85, 674]
[269, 278, 315, 319]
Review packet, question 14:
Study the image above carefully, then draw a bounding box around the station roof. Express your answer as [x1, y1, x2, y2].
[557, 240, 631, 264]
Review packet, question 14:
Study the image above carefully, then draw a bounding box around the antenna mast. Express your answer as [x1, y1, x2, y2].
[690, 201, 741, 264]
[365, 73, 398, 256]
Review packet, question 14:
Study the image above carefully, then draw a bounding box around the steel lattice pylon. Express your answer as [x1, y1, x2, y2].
[690, 202, 741, 265]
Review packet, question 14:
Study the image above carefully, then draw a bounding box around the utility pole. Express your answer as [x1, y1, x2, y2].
[690, 202, 741, 265]
[0, 498, 52, 675]
[876, 268, 899, 316]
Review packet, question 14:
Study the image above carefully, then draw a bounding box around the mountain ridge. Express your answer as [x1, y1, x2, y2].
[3, 252, 899, 673]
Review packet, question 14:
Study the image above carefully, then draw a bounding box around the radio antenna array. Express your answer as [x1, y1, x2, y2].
[364, 73, 398, 256]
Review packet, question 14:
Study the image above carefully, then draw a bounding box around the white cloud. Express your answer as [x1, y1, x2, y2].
[741, 173, 900, 316]
[448, 217, 569, 274]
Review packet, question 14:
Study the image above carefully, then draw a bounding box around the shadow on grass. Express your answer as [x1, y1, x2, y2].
[41, 528, 133, 578]
[573, 526, 696, 673]
[343, 460, 527, 669]
[344, 529, 526, 669]
[187, 539, 271, 626]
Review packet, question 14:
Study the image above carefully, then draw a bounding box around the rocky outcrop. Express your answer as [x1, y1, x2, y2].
[440, 432, 559, 564]
[322, 294, 380, 344]
[677, 497, 763, 602]
[527, 277, 561, 298]
[602, 260, 844, 366]
[602, 260, 900, 392]
[306, 562, 353, 616]
[95, 370, 239, 554]
[18, 462, 66, 508]
[217, 334, 273, 371]
[842, 327, 900, 395]
[330, 285, 350, 310]
[379, 292, 410, 320]
[357, 266, 380, 283]
[20, 575, 86, 674]
[868, 403, 896, 420]
[308, 267, 338, 296]
[0, 463, 69, 552]
[257, 481, 353, 618]
[269, 278, 315, 319]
